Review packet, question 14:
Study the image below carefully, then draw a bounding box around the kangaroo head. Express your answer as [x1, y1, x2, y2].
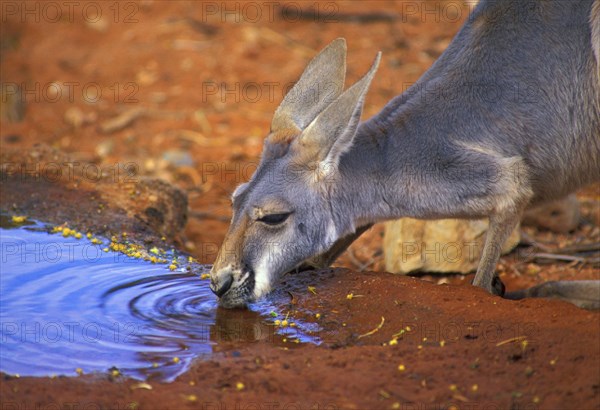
[210, 38, 381, 308]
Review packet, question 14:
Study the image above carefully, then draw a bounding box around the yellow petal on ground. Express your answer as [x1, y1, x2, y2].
[358, 316, 385, 339]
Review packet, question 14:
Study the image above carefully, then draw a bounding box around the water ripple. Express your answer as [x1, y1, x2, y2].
[0, 217, 319, 381]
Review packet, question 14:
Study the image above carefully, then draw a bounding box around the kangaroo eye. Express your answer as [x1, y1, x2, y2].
[258, 212, 291, 226]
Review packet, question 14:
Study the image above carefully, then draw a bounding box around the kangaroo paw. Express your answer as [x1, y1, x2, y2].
[492, 276, 505, 297]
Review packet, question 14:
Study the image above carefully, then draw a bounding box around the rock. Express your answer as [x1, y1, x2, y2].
[383, 218, 520, 274]
[64, 107, 96, 128]
[0, 144, 188, 244]
[95, 139, 114, 158]
[522, 194, 580, 233]
[163, 150, 194, 167]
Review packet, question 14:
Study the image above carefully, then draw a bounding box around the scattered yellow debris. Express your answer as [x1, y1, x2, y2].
[75, 368, 83, 375]
[236, 382, 245, 391]
[183, 394, 197, 402]
[169, 264, 177, 271]
[315, 313, 321, 319]
[449, 384, 458, 392]
[358, 316, 385, 339]
[471, 384, 478, 392]
[173, 357, 180, 364]
[398, 364, 405, 372]
[496, 335, 527, 347]
[130, 382, 153, 390]
[200, 273, 210, 280]
[392, 329, 406, 338]
[307, 286, 317, 295]
[11, 216, 27, 223]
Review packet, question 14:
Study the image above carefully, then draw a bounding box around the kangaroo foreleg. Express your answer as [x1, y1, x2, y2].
[472, 209, 523, 295]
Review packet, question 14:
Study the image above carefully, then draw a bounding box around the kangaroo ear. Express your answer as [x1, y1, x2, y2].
[271, 38, 347, 134]
[298, 52, 381, 171]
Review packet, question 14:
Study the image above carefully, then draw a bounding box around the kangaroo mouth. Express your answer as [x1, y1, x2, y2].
[217, 270, 256, 309]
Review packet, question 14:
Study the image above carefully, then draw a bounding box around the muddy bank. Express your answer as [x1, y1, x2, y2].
[1, 144, 187, 247]
[2, 268, 599, 409]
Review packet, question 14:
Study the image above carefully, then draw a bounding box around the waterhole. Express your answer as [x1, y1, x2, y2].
[0, 216, 319, 381]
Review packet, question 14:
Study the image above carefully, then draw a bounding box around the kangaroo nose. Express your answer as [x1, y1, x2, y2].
[210, 274, 233, 297]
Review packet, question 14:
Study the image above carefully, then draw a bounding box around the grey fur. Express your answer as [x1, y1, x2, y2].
[271, 38, 347, 133]
[210, 0, 600, 308]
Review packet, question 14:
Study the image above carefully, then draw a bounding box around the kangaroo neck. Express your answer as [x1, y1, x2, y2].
[331, 116, 415, 234]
